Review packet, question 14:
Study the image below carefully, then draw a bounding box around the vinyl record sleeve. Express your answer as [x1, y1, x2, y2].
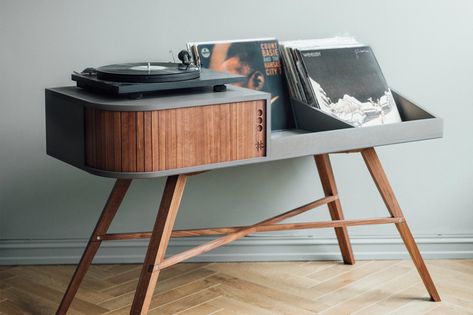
[189, 38, 294, 130]
[299, 45, 402, 127]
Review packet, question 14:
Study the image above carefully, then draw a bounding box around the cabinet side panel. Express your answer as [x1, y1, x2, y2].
[45, 92, 85, 169]
[84, 107, 96, 167]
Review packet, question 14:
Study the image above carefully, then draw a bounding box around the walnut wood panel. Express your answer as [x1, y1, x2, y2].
[85, 100, 266, 172]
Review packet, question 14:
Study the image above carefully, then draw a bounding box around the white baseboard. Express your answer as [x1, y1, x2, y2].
[1, 235, 472, 265]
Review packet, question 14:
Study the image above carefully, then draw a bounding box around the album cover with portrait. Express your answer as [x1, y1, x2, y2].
[188, 38, 293, 130]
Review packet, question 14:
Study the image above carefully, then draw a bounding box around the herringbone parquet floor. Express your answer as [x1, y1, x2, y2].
[0, 260, 471, 315]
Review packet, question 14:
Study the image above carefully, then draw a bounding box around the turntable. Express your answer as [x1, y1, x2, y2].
[72, 50, 245, 99]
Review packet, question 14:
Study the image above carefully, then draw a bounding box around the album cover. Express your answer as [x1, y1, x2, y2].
[280, 37, 361, 107]
[188, 38, 294, 130]
[299, 45, 401, 127]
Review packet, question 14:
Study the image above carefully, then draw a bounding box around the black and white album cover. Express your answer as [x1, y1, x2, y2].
[300, 46, 401, 127]
[188, 38, 293, 130]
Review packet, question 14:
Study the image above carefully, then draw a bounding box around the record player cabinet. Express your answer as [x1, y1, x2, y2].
[45, 85, 442, 314]
[46, 86, 270, 178]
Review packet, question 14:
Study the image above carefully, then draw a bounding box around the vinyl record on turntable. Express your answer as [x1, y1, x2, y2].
[95, 62, 200, 83]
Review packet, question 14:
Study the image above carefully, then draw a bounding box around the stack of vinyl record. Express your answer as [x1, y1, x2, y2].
[279, 37, 402, 127]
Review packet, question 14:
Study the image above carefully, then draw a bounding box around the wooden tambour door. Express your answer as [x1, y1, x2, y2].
[84, 100, 266, 172]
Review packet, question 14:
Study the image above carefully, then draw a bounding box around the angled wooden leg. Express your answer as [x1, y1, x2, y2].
[56, 179, 132, 314]
[130, 175, 187, 315]
[361, 147, 440, 302]
[315, 154, 355, 265]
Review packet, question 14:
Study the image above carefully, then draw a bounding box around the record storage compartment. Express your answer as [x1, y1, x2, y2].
[269, 90, 443, 159]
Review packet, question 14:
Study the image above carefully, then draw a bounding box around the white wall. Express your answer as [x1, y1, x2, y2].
[1, 0, 472, 264]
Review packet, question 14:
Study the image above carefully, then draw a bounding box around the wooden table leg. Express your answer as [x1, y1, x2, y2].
[130, 175, 187, 314]
[361, 148, 441, 302]
[315, 154, 355, 265]
[56, 179, 132, 314]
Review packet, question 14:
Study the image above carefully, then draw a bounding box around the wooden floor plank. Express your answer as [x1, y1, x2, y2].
[320, 270, 420, 315]
[102, 265, 143, 284]
[18, 266, 113, 304]
[175, 301, 223, 315]
[1, 287, 71, 315]
[387, 298, 439, 315]
[291, 261, 337, 277]
[305, 260, 404, 304]
[206, 296, 274, 315]
[313, 262, 411, 307]
[306, 260, 374, 282]
[425, 303, 473, 315]
[207, 262, 320, 289]
[3, 276, 108, 315]
[0, 299, 31, 315]
[204, 273, 327, 314]
[147, 287, 222, 315]
[352, 282, 428, 315]
[99, 267, 217, 311]
[0, 270, 16, 282]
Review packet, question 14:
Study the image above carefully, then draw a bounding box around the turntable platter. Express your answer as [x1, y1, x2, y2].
[95, 62, 200, 83]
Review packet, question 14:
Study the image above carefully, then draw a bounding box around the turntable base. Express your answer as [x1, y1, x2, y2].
[72, 67, 245, 98]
